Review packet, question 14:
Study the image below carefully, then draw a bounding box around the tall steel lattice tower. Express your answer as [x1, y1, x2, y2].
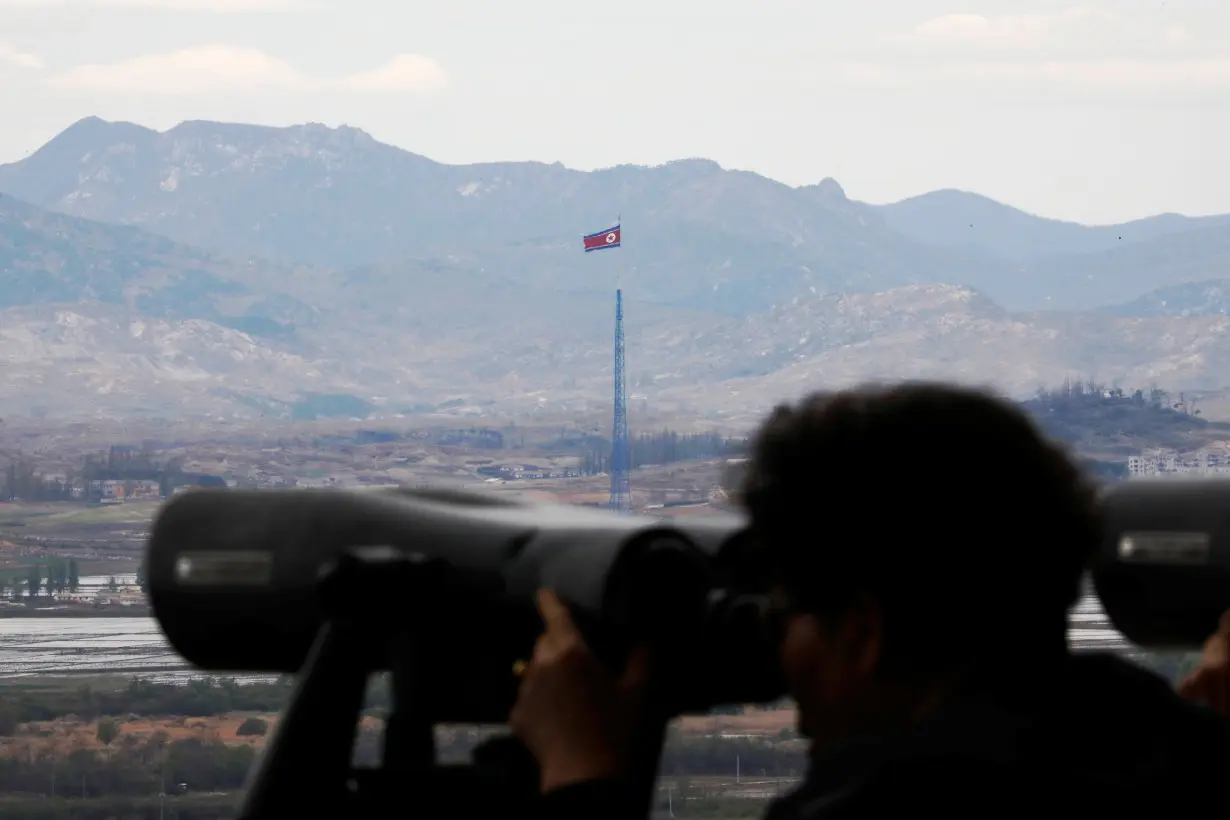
[609, 288, 631, 512]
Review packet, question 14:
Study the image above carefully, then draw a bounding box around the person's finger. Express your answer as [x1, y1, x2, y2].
[529, 630, 557, 667]
[1204, 610, 1230, 667]
[1205, 636, 1230, 668]
[537, 589, 580, 638]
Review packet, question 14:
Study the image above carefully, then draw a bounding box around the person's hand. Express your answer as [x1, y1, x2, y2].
[509, 589, 651, 794]
[1178, 609, 1230, 716]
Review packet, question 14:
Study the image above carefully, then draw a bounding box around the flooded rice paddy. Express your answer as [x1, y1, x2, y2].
[0, 590, 1134, 682]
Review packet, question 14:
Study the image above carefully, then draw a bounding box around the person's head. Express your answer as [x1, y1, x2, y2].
[739, 382, 1101, 747]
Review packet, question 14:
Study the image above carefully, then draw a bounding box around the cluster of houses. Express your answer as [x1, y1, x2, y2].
[0, 581, 147, 610]
[86, 474, 227, 504]
[82, 471, 416, 503]
[1127, 444, 1230, 478]
[52, 586, 147, 607]
[476, 464, 583, 481]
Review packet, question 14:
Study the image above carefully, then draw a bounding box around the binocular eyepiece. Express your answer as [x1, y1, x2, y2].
[1093, 478, 1230, 650]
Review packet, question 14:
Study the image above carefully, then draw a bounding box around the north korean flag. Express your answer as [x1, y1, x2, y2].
[583, 225, 621, 252]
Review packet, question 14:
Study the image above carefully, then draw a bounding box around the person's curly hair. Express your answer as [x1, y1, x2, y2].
[740, 382, 1102, 672]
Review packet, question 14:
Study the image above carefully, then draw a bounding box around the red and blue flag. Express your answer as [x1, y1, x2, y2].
[583, 224, 621, 252]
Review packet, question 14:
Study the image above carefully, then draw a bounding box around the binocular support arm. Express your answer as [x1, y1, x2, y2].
[237, 614, 370, 818]
[236, 547, 671, 820]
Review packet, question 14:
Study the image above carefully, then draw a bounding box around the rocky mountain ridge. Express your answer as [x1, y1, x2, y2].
[4, 118, 1230, 421]
[8, 117, 1230, 314]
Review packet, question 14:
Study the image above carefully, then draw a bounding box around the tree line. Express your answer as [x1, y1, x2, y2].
[0, 678, 805, 804]
[0, 558, 81, 600]
[1, 445, 186, 502]
[1028, 378, 1199, 415]
[579, 430, 748, 476]
[0, 679, 295, 728]
[0, 732, 255, 798]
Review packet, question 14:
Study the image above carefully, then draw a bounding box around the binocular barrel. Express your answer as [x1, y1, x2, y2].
[1093, 479, 1230, 650]
[146, 487, 751, 720]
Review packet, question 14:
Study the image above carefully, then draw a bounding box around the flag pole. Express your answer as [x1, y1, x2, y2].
[616, 212, 622, 290]
[609, 211, 630, 512]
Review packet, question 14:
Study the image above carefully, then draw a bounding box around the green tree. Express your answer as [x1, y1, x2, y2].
[107, 576, 118, 592]
[77, 685, 97, 719]
[67, 558, 80, 592]
[96, 717, 120, 746]
[0, 701, 18, 736]
[136, 560, 148, 594]
[235, 717, 268, 737]
[26, 564, 41, 598]
[47, 559, 65, 595]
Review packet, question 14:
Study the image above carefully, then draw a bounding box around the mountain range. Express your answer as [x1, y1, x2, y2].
[3, 116, 1230, 422]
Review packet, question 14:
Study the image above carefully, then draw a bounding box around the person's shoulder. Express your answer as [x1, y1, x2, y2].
[765, 758, 1026, 820]
[1074, 654, 1230, 751]
[1045, 655, 1230, 801]
[538, 780, 635, 820]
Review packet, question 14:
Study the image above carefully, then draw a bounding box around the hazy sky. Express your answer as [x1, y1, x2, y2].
[1, 0, 1227, 225]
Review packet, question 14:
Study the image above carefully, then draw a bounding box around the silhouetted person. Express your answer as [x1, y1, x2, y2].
[510, 382, 1230, 818]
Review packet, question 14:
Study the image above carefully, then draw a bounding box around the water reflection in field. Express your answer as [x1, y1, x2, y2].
[0, 594, 1134, 682]
[0, 618, 182, 680]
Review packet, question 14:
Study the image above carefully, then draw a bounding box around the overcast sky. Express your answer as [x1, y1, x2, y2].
[0, 0, 1227, 225]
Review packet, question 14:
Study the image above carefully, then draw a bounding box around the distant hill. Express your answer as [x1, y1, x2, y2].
[682, 286, 1230, 421]
[0, 192, 316, 332]
[874, 189, 1230, 264]
[1101, 277, 1230, 318]
[998, 221, 1230, 311]
[1021, 384, 1230, 460]
[872, 189, 1230, 310]
[718, 384, 1228, 486]
[0, 194, 392, 418]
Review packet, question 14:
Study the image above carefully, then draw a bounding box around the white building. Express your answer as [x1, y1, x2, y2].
[1127, 445, 1230, 479]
